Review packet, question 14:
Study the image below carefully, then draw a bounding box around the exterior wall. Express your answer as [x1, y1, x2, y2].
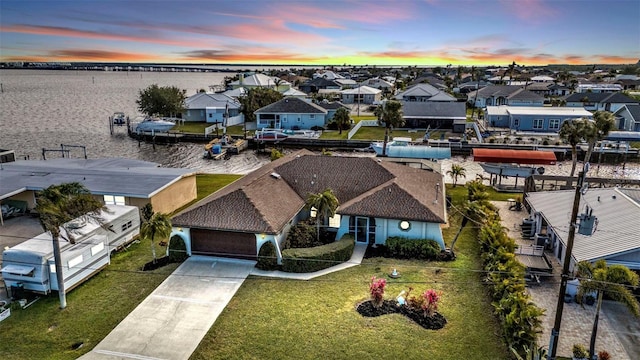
[205, 108, 241, 124]
[170, 228, 192, 255]
[508, 99, 545, 107]
[256, 113, 327, 130]
[150, 175, 197, 214]
[487, 114, 510, 127]
[6, 191, 36, 210]
[510, 114, 572, 132]
[606, 250, 640, 270]
[335, 215, 445, 250]
[184, 109, 207, 122]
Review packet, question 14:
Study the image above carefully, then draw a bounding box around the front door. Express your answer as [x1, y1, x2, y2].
[355, 216, 368, 243]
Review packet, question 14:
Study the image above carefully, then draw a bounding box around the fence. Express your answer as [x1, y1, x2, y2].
[348, 120, 378, 139]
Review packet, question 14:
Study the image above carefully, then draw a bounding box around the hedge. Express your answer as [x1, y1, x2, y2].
[385, 237, 441, 260]
[281, 237, 355, 273]
[256, 241, 279, 270]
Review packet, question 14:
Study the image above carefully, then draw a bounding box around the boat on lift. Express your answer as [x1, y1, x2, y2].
[111, 112, 127, 126]
[134, 117, 176, 133]
[473, 148, 557, 177]
[254, 129, 289, 142]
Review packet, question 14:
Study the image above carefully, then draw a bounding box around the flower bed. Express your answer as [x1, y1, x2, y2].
[356, 300, 447, 330]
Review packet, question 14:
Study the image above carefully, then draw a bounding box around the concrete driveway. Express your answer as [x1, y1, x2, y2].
[79, 256, 255, 360]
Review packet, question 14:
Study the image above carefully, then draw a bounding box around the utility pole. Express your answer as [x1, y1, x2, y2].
[548, 163, 589, 359]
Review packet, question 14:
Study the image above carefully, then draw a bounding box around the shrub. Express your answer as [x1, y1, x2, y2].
[256, 241, 278, 270]
[598, 350, 610, 360]
[310, 125, 325, 131]
[370, 276, 386, 308]
[167, 235, 188, 263]
[405, 287, 442, 317]
[284, 221, 318, 249]
[270, 148, 284, 161]
[281, 237, 354, 273]
[572, 344, 588, 359]
[385, 237, 441, 260]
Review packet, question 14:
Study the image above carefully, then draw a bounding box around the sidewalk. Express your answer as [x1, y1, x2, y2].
[250, 242, 367, 280]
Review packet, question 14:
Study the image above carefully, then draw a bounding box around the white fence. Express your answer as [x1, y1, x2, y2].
[204, 115, 244, 135]
[348, 120, 378, 139]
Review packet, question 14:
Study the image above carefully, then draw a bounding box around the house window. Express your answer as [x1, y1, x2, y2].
[514, 118, 520, 127]
[533, 119, 544, 129]
[399, 220, 411, 231]
[91, 242, 105, 256]
[549, 119, 560, 130]
[208, 113, 212, 118]
[310, 114, 315, 119]
[328, 214, 341, 228]
[68, 255, 83, 268]
[297, 117, 301, 122]
[282, 118, 287, 123]
[104, 195, 125, 206]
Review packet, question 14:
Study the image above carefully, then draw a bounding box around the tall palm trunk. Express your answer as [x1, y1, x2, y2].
[382, 127, 390, 156]
[449, 217, 469, 256]
[52, 235, 67, 309]
[150, 229, 157, 263]
[589, 290, 603, 360]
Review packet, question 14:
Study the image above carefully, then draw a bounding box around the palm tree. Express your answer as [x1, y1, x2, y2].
[583, 111, 616, 166]
[559, 119, 587, 178]
[576, 260, 639, 360]
[333, 107, 350, 135]
[470, 66, 483, 119]
[140, 212, 172, 263]
[36, 182, 106, 309]
[375, 100, 404, 156]
[447, 164, 467, 187]
[305, 189, 339, 241]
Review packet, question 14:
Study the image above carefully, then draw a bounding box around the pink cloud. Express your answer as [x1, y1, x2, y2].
[499, 0, 557, 21]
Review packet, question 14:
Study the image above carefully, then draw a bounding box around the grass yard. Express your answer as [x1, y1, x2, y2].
[171, 121, 209, 134]
[190, 184, 511, 360]
[0, 174, 239, 360]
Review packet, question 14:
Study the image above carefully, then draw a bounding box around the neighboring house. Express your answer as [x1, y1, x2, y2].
[281, 88, 308, 99]
[402, 101, 466, 130]
[395, 83, 457, 102]
[467, 85, 545, 108]
[361, 77, 394, 91]
[530, 75, 555, 83]
[334, 78, 358, 89]
[229, 73, 291, 92]
[183, 92, 242, 125]
[458, 80, 490, 94]
[549, 84, 572, 97]
[312, 70, 344, 80]
[615, 78, 640, 91]
[254, 97, 327, 130]
[575, 83, 623, 93]
[525, 82, 555, 97]
[317, 100, 349, 121]
[341, 85, 382, 104]
[0, 158, 197, 218]
[299, 77, 342, 94]
[485, 105, 593, 131]
[613, 103, 640, 131]
[170, 151, 447, 261]
[526, 188, 640, 271]
[564, 92, 639, 112]
[222, 86, 248, 99]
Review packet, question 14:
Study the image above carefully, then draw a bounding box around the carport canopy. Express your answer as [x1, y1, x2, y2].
[473, 149, 557, 165]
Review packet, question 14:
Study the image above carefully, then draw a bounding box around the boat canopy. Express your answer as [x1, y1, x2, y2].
[472, 149, 557, 165]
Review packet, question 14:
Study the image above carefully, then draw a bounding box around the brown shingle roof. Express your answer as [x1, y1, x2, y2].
[173, 152, 445, 232]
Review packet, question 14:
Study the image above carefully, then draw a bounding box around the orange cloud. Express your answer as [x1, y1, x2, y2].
[0, 24, 211, 48]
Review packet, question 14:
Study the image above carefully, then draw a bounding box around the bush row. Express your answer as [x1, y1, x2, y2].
[385, 236, 442, 260]
[282, 236, 355, 273]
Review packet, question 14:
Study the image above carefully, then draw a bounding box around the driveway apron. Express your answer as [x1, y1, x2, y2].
[79, 257, 254, 360]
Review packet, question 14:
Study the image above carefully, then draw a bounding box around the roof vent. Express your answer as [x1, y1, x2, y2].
[271, 172, 281, 179]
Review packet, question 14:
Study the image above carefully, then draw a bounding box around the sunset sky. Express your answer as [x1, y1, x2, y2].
[1, 0, 638, 66]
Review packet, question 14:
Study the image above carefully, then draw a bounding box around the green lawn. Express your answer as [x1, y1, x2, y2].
[172, 121, 209, 134]
[0, 174, 239, 360]
[189, 184, 511, 360]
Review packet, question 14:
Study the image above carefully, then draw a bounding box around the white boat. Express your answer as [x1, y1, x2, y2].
[111, 112, 127, 126]
[370, 137, 451, 160]
[134, 118, 176, 133]
[479, 163, 545, 177]
[254, 129, 289, 142]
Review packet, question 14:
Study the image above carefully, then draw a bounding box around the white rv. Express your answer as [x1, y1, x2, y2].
[1, 205, 140, 295]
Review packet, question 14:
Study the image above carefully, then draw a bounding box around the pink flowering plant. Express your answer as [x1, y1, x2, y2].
[369, 276, 387, 308]
[421, 289, 441, 317]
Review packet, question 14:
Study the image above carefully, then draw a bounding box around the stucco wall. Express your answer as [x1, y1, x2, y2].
[150, 175, 197, 214]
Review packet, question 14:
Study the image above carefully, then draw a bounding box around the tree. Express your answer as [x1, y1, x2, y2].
[333, 107, 351, 134]
[470, 66, 483, 119]
[583, 111, 615, 166]
[375, 100, 404, 156]
[559, 119, 587, 178]
[447, 164, 467, 187]
[136, 84, 186, 117]
[140, 212, 172, 263]
[238, 87, 283, 137]
[305, 189, 339, 241]
[36, 182, 106, 309]
[576, 260, 639, 360]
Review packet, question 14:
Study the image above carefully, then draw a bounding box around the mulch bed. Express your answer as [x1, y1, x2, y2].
[356, 300, 447, 330]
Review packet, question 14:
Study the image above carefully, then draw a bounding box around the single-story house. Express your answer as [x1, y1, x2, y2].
[395, 83, 457, 102]
[526, 188, 640, 271]
[402, 101, 466, 130]
[575, 83, 623, 93]
[361, 77, 394, 91]
[467, 85, 545, 108]
[229, 73, 291, 92]
[341, 85, 382, 104]
[281, 88, 308, 99]
[485, 105, 593, 132]
[613, 103, 640, 131]
[254, 97, 328, 130]
[564, 92, 639, 113]
[299, 77, 342, 94]
[317, 100, 349, 122]
[170, 151, 447, 262]
[182, 92, 242, 125]
[0, 158, 197, 222]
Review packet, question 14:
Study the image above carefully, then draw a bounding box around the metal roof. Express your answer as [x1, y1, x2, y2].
[526, 188, 640, 263]
[0, 158, 195, 200]
[503, 106, 593, 117]
[473, 149, 557, 164]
